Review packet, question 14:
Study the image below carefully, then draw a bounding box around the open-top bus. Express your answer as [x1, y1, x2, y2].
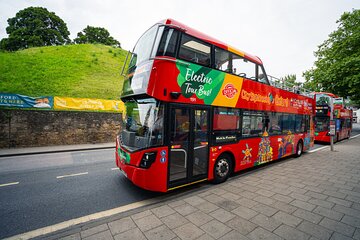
[314, 92, 352, 143]
[115, 19, 315, 192]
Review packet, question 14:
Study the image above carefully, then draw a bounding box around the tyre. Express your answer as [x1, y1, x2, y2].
[295, 141, 303, 158]
[213, 154, 232, 184]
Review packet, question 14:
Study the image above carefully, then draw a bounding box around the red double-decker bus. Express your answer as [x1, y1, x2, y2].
[314, 92, 352, 143]
[115, 19, 315, 192]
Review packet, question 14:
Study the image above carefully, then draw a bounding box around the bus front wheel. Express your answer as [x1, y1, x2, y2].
[295, 141, 303, 158]
[213, 154, 232, 184]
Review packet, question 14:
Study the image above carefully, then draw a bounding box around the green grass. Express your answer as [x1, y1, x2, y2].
[0, 44, 127, 99]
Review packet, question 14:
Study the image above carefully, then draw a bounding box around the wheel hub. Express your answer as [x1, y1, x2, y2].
[216, 159, 229, 177]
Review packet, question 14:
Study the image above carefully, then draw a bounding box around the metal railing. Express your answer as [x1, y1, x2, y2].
[267, 75, 313, 98]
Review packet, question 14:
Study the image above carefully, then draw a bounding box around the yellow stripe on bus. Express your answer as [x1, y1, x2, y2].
[168, 179, 208, 191]
[228, 46, 245, 57]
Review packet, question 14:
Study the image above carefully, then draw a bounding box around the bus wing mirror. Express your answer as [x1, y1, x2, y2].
[120, 50, 131, 77]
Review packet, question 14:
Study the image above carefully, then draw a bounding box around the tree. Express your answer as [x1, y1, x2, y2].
[280, 74, 301, 87]
[0, 7, 71, 51]
[303, 9, 360, 104]
[74, 26, 121, 48]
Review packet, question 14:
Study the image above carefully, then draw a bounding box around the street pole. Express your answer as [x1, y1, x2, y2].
[330, 97, 334, 151]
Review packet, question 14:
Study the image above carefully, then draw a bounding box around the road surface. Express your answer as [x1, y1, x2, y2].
[0, 126, 359, 238]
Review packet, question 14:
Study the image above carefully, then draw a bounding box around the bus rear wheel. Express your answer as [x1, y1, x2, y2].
[213, 154, 232, 184]
[295, 141, 303, 158]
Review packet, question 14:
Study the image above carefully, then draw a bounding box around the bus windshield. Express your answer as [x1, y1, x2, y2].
[120, 98, 164, 151]
[315, 116, 330, 132]
[128, 25, 158, 74]
[316, 94, 331, 105]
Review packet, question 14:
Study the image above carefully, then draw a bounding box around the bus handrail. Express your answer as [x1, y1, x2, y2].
[267, 75, 313, 98]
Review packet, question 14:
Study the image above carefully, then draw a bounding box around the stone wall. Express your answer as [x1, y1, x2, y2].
[0, 109, 121, 148]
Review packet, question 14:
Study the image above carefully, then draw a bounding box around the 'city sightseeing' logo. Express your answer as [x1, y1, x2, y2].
[222, 84, 238, 99]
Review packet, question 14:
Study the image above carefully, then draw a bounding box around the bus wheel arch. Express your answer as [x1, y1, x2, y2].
[213, 152, 234, 184]
[295, 139, 303, 158]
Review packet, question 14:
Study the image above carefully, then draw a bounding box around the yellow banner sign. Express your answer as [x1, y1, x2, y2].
[54, 97, 124, 112]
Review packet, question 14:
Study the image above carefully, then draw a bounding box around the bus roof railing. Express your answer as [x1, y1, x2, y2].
[267, 75, 314, 98]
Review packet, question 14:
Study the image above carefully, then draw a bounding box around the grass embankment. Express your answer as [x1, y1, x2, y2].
[0, 44, 127, 99]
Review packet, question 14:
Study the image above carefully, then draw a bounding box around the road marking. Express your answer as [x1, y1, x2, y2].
[350, 133, 360, 139]
[0, 148, 114, 159]
[8, 197, 159, 240]
[308, 146, 328, 153]
[56, 172, 88, 179]
[111, 167, 118, 171]
[308, 134, 360, 153]
[0, 181, 19, 187]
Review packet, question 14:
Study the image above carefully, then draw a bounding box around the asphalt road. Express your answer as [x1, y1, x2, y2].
[0, 126, 359, 239]
[0, 149, 161, 239]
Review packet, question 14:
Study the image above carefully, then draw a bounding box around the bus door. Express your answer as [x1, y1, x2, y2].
[168, 105, 209, 189]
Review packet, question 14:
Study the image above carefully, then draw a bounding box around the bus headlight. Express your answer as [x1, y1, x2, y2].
[140, 152, 157, 169]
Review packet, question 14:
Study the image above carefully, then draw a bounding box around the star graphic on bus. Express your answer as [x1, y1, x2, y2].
[241, 143, 252, 164]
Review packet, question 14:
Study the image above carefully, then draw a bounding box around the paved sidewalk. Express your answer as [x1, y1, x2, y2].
[0, 142, 115, 157]
[37, 137, 360, 239]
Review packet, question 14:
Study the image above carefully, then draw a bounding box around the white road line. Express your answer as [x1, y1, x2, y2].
[0, 182, 19, 187]
[308, 134, 360, 153]
[308, 146, 328, 153]
[350, 133, 360, 139]
[56, 172, 88, 179]
[8, 198, 159, 240]
[0, 148, 114, 159]
[111, 167, 118, 171]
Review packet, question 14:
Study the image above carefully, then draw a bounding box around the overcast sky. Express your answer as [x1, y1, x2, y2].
[1, 0, 359, 82]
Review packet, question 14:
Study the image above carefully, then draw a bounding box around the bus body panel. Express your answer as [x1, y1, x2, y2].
[210, 133, 311, 178]
[116, 138, 168, 192]
[315, 131, 330, 142]
[148, 58, 314, 115]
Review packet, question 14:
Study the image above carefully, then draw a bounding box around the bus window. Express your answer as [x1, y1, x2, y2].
[346, 118, 352, 128]
[157, 28, 179, 57]
[242, 111, 265, 137]
[128, 25, 158, 73]
[232, 55, 256, 79]
[120, 98, 164, 151]
[340, 119, 347, 131]
[295, 115, 305, 133]
[269, 112, 282, 135]
[305, 116, 310, 132]
[316, 94, 331, 105]
[213, 107, 240, 130]
[314, 116, 329, 132]
[214, 48, 231, 72]
[178, 34, 211, 67]
[281, 114, 295, 134]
